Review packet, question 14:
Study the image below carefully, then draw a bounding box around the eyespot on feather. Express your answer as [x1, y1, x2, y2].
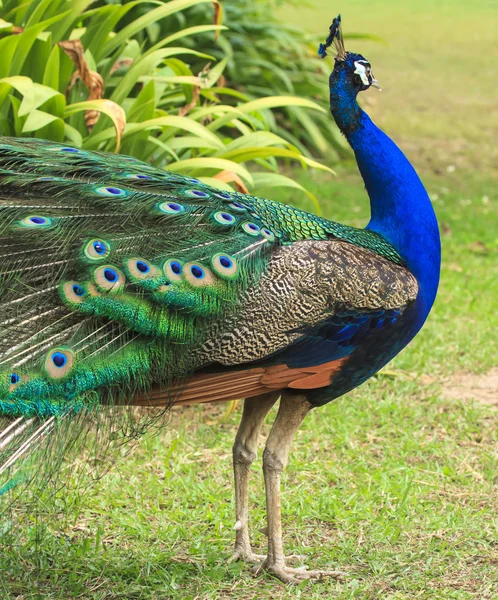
[211, 253, 239, 279]
[261, 228, 276, 242]
[8, 373, 29, 393]
[87, 282, 101, 297]
[60, 281, 88, 305]
[44, 348, 74, 379]
[157, 201, 186, 215]
[184, 262, 215, 287]
[163, 259, 184, 282]
[19, 215, 53, 229]
[95, 186, 127, 197]
[213, 211, 236, 226]
[214, 191, 232, 200]
[84, 239, 110, 261]
[125, 258, 161, 280]
[127, 174, 153, 180]
[241, 221, 261, 236]
[59, 147, 81, 153]
[93, 265, 126, 292]
[228, 201, 247, 213]
[185, 189, 209, 199]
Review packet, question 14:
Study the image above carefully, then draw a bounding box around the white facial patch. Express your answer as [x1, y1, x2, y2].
[353, 60, 371, 86]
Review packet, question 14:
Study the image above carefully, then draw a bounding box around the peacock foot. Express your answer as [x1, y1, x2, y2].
[253, 558, 346, 584]
[228, 543, 265, 564]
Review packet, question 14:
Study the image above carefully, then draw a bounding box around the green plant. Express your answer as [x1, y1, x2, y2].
[0, 0, 331, 204]
[100, 0, 380, 161]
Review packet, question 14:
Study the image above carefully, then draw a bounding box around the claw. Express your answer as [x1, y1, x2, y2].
[262, 563, 346, 584]
[228, 546, 265, 564]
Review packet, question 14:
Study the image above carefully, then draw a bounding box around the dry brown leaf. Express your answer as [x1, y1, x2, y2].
[59, 39, 106, 132]
[213, 171, 249, 194]
[178, 85, 201, 117]
[101, 99, 126, 151]
[213, 1, 222, 39]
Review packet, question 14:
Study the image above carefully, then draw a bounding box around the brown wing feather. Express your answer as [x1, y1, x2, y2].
[131, 357, 348, 407]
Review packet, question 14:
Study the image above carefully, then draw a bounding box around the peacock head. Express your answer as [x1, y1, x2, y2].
[319, 15, 381, 100]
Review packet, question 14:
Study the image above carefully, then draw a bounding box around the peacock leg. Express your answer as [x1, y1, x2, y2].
[229, 392, 279, 564]
[256, 392, 346, 584]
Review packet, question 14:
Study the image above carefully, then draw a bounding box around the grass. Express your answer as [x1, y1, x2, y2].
[2, 0, 498, 598]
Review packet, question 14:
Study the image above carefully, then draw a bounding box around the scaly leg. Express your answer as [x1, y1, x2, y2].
[256, 392, 346, 583]
[229, 392, 279, 563]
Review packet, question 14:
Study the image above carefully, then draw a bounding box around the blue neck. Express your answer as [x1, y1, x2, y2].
[331, 95, 441, 327]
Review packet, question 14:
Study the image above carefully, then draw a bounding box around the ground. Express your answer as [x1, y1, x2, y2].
[2, 0, 498, 598]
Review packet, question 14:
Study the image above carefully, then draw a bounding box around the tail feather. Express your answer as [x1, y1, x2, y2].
[0, 417, 32, 450]
[0, 418, 55, 478]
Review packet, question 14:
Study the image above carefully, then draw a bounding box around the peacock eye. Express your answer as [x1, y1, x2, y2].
[184, 262, 215, 287]
[124, 257, 161, 281]
[163, 259, 184, 282]
[93, 265, 126, 292]
[84, 239, 110, 261]
[72, 284, 85, 296]
[20, 215, 53, 228]
[211, 253, 239, 279]
[44, 348, 74, 379]
[158, 201, 186, 215]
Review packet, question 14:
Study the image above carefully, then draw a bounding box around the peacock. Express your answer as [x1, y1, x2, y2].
[0, 16, 440, 583]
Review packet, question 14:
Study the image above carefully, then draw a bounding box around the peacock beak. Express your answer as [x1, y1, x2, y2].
[370, 78, 381, 90]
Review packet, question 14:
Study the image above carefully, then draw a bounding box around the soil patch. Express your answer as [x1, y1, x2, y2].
[442, 369, 498, 406]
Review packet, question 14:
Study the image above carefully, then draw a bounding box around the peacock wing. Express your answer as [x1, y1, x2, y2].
[159, 239, 420, 404]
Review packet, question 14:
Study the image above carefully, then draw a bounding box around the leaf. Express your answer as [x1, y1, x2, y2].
[111, 48, 212, 105]
[21, 109, 62, 133]
[238, 96, 327, 115]
[218, 131, 295, 154]
[63, 122, 83, 147]
[0, 36, 20, 79]
[197, 176, 233, 192]
[42, 44, 61, 91]
[167, 136, 220, 151]
[10, 13, 69, 76]
[0, 18, 23, 34]
[103, 0, 221, 58]
[213, 170, 249, 194]
[167, 157, 253, 185]
[18, 83, 62, 117]
[65, 99, 126, 151]
[123, 115, 224, 150]
[147, 24, 226, 50]
[201, 57, 228, 89]
[50, 0, 96, 43]
[213, 1, 223, 39]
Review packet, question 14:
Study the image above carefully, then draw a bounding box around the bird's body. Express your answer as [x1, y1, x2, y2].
[0, 16, 441, 583]
[0, 136, 421, 413]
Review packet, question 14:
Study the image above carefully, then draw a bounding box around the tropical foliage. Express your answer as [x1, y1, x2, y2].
[98, 0, 378, 160]
[0, 0, 333, 203]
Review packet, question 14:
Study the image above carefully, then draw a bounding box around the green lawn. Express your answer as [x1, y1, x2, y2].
[2, 1, 498, 598]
